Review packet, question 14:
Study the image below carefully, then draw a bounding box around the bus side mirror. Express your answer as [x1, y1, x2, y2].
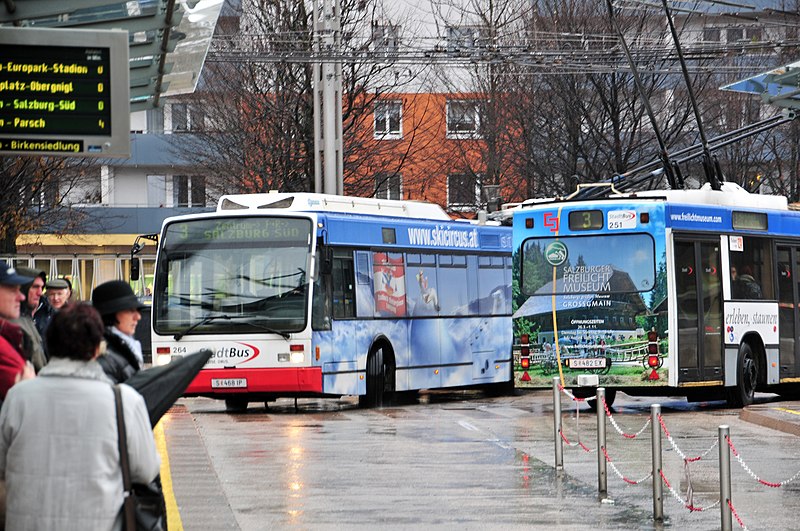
[129, 233, 158, 283]
[130, 258, 140, 281]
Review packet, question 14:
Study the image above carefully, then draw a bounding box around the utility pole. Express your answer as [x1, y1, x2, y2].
[312, 0, 343, 195]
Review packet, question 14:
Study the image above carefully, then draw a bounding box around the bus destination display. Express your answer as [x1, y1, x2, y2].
[167, 218, 312, 246]
[0, 45, 110, 143]
[0, 28, 129, 158]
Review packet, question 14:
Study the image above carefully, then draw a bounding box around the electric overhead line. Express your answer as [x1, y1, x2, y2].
[207, 35, 800, 75]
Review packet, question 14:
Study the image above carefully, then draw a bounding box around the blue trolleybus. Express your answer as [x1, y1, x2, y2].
[512, 182, 800, 407]
[149, 193, 513, 410]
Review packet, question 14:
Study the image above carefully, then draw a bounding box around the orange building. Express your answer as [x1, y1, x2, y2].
[347, 91, 523, 215]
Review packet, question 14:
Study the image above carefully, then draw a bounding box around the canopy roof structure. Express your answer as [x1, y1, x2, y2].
[722, 60, 800, 111]
[1, 0, 224, 112]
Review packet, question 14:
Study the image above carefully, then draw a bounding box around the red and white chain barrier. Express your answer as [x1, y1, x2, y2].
[658, 414, 718, 463]
[558, 384, 597, 404]
[659, 469, 721, 513]
[559, 428, 594, 453]
[552, 385, 760, 528]
[557, 385, 595, 453]
[600, 445, 653, 485]
[726, 435, 800, 488]
[602, 396, 651, 439]
[728, 499, 749, 531]
[559, 387, 653, 484]
[656, 413, 722, 513]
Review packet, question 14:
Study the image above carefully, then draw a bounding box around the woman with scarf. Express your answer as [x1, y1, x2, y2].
[91, 280, 146, 383]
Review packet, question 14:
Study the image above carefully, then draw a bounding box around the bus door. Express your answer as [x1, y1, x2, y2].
[674, 237, 723, 383]
[776, 245, 800, 378]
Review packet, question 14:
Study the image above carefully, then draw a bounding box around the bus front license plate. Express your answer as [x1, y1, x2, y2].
[569, 358, 606, 369]
[211, 378, 247, 389]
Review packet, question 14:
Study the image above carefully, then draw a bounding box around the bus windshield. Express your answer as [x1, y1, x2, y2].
[520, 233, 656, 296]
[153, 216, 313, 336]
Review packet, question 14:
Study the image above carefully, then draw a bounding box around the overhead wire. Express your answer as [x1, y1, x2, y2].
[207, 2, 800, 75]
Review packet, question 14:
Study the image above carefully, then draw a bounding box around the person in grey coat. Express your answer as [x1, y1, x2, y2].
[0, 303, 160, 531]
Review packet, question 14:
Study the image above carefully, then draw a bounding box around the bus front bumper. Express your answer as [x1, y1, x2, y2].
[186, 367, 323, 395]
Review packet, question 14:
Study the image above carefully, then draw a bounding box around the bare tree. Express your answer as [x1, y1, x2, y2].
[180, 0, 800, 204]
[0, 156, 101, 253]
[180, 0, 426, 197]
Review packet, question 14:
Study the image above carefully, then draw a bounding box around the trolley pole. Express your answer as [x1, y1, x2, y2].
[597, 387, 607, 499]
[651, 404, 664, 522]
[719, 425, 732, 531]
[552, 377, 563, 470]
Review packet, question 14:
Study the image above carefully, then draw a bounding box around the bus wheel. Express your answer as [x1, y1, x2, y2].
[225, 397, 248, 413]
[359, 346, 392, 408]
[727, 343, 757, 408]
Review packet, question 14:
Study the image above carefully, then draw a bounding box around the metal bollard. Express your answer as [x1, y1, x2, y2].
[597, 387, 607, 499]
[651, 404, 663, 522]
[719, 425, 732, 531]
[553, 377, 563, 470]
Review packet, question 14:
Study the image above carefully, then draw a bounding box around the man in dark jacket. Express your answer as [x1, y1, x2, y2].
[28, 272, 56, 352]
[10, 267, 48, 371]
[91, 280, 146, 383]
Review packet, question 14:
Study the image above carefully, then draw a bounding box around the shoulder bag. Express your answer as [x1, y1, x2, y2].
[113, 385, 168, 531]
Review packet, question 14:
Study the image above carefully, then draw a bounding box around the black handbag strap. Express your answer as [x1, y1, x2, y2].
[114, 385, 137, 531]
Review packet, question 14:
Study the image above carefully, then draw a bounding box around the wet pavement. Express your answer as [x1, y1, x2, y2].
[158, 391, 800, 530]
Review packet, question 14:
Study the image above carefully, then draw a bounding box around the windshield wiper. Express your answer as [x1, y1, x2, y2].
[172, 314, 292, 340]
[236, 320, 291, 340]
[173, 314, 231, 341]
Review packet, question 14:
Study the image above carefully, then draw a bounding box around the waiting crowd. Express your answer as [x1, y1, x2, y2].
[0, 261, 161, 530]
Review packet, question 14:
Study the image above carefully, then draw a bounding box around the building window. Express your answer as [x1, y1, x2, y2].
[372, 22, 400, 57]
[447, 25, 488, 55]
[147, 175, 166, 207]
[173, 176, 206, 207]
[374, 101, 402, 138]
[446, 100, 483, 138]
[447, 173, 480, 210]
[146, 107, 164, 132]
[170, 103, 205, 132]
[375, 173, 401, 200]
[703, 27, 721, 42]
[172, 103, 188, 132]
[746, 27, 762, 42]
[726, 27, 744, 43]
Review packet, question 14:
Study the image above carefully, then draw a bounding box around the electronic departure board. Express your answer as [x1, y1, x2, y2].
[0, 27, 130, 158]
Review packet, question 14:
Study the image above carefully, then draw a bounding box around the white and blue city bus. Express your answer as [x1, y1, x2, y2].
[512, 182, 800, 407]
[149, 193, 513, 410]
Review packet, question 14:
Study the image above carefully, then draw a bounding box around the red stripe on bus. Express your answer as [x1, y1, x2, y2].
[185, 367, 323, 394]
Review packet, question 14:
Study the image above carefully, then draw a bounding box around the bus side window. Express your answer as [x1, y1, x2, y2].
[730, 237, 773, 300]
[332, 251, 356, 319]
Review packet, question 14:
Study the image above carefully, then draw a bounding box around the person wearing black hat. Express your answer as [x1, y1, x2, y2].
[91, 280, 146, 384]
[0, 261, 36, 402]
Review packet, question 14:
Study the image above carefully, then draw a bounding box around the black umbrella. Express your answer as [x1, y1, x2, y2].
[125, 349, 212, 427]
